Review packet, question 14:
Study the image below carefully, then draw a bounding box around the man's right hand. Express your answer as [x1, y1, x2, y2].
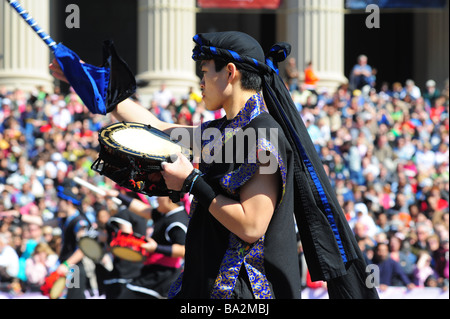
[49, 58, 68, 83]
[56, 263, 69, 276]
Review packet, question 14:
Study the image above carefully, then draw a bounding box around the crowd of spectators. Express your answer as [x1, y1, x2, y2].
[0, 57, 448, 297]
[0, 83, 219, 296]
[287, 57, 448, 292]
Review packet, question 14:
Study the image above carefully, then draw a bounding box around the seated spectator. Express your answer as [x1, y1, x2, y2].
[354, 221, 375, 252]
[429, 235, 449, 287]
[400, 79, 421, 101]
[349, 54, 374, 91]
[388, 234, 416, 283]
[415, 142, 437, 172]
[422, 80, 440, 107]
[413, 250, 438, 287]
[411, 222, 433, 258]
[371, 242, 416, 291]
[25, 242, 58, 291]
[0, 231, 20, 292]
[354, 202, 378, 240]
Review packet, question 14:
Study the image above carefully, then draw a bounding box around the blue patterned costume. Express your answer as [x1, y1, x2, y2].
[169, 94, 302, 299]
[170, 31, 378, 299]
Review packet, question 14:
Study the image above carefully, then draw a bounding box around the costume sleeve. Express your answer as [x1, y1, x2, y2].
[165, 222, 188, 245]
[219, 135, 287, 207]
[109, 216, 133, 229]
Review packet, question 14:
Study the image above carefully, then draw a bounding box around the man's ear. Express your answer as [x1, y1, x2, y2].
[226, 63, 238, 82]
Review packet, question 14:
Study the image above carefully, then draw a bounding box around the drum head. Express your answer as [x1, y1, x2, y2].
[79, 237, 104, 262]
[100, 122, 191, 161]
[111, 246, 145, 262]
[50, 277, 66, 299]
[94, 122, 191, 197]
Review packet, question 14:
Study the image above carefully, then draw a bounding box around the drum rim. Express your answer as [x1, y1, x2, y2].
[78, 237, 104, 261]
[111, 246, 145, 262]
[49, 277, 66, 299]
[99, 122, 192, 161]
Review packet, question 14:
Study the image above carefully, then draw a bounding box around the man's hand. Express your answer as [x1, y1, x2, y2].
[160, 152, 193, 191]
[141, 237, 158, 253]
[56, 263, 69, 276]
[50, 58, 85, 84]
[49, 59, 68, 83]
[104, 189, 120, 198]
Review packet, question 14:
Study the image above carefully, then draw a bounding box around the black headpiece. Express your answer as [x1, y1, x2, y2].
[57, 185, 83, 206]
[192, 31, 289, 75]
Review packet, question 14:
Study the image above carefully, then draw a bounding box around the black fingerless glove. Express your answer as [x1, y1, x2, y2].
[181, 168, 202, 194]
[117, 193, 133, 208]
[189, 175, 219, 209]
[182, 169, 218, 209]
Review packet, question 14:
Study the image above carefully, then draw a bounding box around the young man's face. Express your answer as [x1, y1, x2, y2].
[199, 60, 229, 111]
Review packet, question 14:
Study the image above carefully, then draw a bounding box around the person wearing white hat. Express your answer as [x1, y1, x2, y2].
[400, 79, 421, 100]
[423, 79, 441, 107]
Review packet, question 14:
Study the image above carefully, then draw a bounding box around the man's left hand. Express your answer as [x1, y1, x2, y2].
[160, 152, 193, 191]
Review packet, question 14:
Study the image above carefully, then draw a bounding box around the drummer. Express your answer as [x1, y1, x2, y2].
[96, 191, 147, 299]
[105, 190, 188, 299]
[55, 185, 96, 299]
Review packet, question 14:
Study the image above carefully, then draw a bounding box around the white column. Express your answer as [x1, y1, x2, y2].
[0, 0, 53, 92]
[279, 0, 347, 91]
[413, 2, 449, 89]
[137, 0, 199, 102]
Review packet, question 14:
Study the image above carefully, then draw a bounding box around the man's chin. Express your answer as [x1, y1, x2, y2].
[205, 104, 220, 112]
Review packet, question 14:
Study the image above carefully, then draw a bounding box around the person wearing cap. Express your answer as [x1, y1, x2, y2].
[50, 31, 378, 299]
[423, 79, 441, 107]
[55, 185, 96, 299]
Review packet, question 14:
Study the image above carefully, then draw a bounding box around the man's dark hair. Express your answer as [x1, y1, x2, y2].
[213, 58, 262, 92]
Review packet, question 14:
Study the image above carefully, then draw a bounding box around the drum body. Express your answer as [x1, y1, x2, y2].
[92, 122, 191, 198]
[78, 228, 104, 263]
[110, 230, 148, 262]
[41, 271, 66, 299]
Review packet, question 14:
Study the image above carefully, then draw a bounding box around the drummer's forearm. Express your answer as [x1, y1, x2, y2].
[21, 214, 43, 226]
[171, 244, 185, 258]
[115, 192, 153, 219]
[114, 99, 183, 132]
[65, 248, 84, 266]
[113, 99, 195, 146]
[129, 200, 153, 220]
[113, 99, 165, 128]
